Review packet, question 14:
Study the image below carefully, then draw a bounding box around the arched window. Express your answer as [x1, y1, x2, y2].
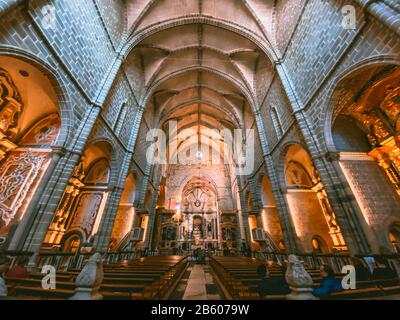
[85, 158, 110, 185]
[62, 234, 81, 253]
[332, 115, 371, 152]
[260, 175, 275, 207]
[246, 191, 254, 212]
[312, 236, 329, 254]
[271, 106, 283, 139]
[285, 161, 314, 189]
[389, 224, 400, 253]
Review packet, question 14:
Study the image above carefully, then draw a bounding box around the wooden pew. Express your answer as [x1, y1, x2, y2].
[7, 255, 188, 300]
[210, 255, 400, 300]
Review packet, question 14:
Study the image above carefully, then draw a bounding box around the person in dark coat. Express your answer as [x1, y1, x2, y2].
[372, 256, 397, 280]
[256, 264, 290, 299]
[350, 257, 371, 282]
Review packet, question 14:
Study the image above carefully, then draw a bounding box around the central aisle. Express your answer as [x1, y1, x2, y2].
[171, 264, 223, 300]
[182, 264, 208, 300]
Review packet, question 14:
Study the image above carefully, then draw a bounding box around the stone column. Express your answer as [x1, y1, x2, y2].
[140, 164, 157, 250]
[216, 211, 222, 249]
[236, 176, 251, 245]
[275, 63, 372, 255]
[94, 185, 125, 253]
[94, 107, 146, 252]
[254, 112, 300, 253]
[338, 152, 400, 253]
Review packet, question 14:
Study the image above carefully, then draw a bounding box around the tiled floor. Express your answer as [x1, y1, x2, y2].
[171, 263, 223, 300]
[182, 264, 208, 300]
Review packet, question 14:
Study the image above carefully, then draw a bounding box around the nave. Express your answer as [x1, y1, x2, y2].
[0, 0, 400, 302]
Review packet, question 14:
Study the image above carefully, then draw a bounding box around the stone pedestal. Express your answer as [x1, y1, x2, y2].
[69, 253, 104, 300]
[285, 254, 318, 300]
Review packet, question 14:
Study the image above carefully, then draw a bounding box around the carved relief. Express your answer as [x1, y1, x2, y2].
[110, 206, 133, 250]
[181, 177, 217, 213]
[0, 68, 23, 139]
[0, 151, 47, 228]
[156, 176, 220, 250]
[369, 137, 400, 195]
[380, 86, 400, 132]
[286, 161, 313, 188]
[20, 114, 61, 146]
[85, 159, 110, 185]
[70, 192, 103, 238]
[339, 67, 400, 196]
[0, 68, 23, 160]
[45, 156, 110, 247]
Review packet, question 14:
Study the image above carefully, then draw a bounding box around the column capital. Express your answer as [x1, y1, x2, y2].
[51, 146, 68, 157]
[274, 58, 284, 66]
[108, 184, 125, 192]
[324, 151, 340, 163]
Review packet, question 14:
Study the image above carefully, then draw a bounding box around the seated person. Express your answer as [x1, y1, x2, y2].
[351, 257, 371, 282]
[270, 256, 286, 274]
[256, 264, 290, 299]
[313, 265, 343, 298]
[6, 256, 29, 279]
[197, 249, 206, 264]
[222, 246, 230, 257]
[372, 256, 397, 280]
[0, 255, 11, 297]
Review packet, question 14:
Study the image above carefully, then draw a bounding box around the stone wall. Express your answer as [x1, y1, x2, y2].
[164, 164, 236, 212]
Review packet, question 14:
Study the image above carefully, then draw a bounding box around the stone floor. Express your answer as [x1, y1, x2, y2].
[170, 263, 223, 300]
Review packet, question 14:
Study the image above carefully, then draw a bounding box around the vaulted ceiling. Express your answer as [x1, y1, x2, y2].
[116, 0, 284, 161]
[124, 0, 276, 44]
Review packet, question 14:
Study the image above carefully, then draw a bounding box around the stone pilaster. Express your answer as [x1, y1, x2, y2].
[275, 62, 372, 255]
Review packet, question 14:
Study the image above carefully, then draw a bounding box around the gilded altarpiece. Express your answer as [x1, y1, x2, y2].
[340, 68, 400, 196]
[44, 158, 110, 249]
[109, 205, 134, 251]
[0, 68, 60, 240]
[69, 192, 104, 238]
[0, 150, 48, 236]
[0, 67, 21, 160]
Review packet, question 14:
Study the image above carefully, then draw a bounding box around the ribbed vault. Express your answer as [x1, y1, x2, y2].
[122, 10, 277, 160]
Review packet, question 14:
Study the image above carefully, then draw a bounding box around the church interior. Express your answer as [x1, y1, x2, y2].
[0, 0, 400, 301]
